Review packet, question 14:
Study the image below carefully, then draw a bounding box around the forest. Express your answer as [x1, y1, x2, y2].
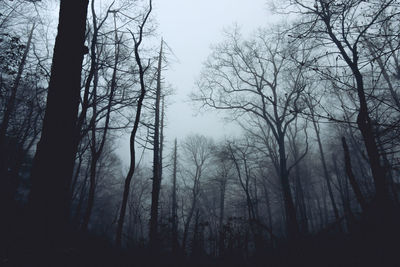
[1, 0, 400, 266]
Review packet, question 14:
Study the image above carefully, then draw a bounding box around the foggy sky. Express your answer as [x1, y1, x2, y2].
[155, 0, 273, 139]
[117, 0, 278, 165]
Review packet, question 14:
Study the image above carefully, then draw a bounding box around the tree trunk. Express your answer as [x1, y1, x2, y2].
[171, 138, 179, 253]
[70, 0, 104, 177]
[332, 153, 355, 230]
[341, 137, 368, 212]
[324, 20, 389, 206]
[70, 147, 84, 202]
[191, 209, 201, 257]
[294, 163, 308, 234]
[72, 166, 89, 227]
[311, 113, 341, 224]
[28, 0, 89, 245]
[263, 183, 273, 238]
[218, 178, 226, 256]
[149, 39, 163, 249]
[182, 194, 196, 254]
[80, 152, 99, 231]
[278, 135, 299, 239]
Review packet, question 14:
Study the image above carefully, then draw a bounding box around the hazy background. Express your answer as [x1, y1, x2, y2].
[118, 0, 279, 165]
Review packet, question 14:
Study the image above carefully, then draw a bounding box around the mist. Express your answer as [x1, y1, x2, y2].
[1, 0, 400, 266]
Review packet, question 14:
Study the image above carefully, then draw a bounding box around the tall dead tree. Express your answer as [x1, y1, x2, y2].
[160, 95, 165, 197]
[149, 39, 163, 249]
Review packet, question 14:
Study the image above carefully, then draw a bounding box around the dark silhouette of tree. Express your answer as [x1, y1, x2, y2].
[171, 138, 179, 254]
[28, 0, 89, 245]
[342, 137, 368, 212]
[149, 39, 164, 250]
[287, 0, 398, 208]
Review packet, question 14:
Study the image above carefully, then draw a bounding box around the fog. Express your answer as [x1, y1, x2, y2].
[155, 0, 273, 139]
[1, 0, 400, 266]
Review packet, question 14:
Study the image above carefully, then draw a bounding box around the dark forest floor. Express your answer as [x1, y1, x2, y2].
[2, 204, 400, 267]
[3, 228, 399, 267]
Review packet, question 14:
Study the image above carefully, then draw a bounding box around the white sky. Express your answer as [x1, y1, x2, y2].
[153, 0, 276, 141]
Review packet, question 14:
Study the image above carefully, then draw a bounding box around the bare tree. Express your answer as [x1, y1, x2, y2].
[194, 27, 308, 239]
[115, 0, 152, 248]
[149, 38, 163, 249]
[286, 0, 400, 207]
[180, 134, 214, 253]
